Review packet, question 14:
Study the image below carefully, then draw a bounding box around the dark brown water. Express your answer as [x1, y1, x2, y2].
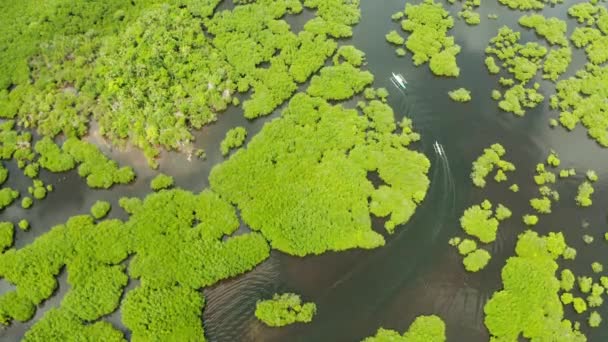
[2, 0, 608, 341]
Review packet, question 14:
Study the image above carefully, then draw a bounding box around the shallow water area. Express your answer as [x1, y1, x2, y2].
[2, 0, 608, 341]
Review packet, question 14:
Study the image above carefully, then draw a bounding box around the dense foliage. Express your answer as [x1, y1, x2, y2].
[470, 143, 515, 188]
[576, 181, 594, 207]
[484, 231, 585, 341]
[448, 0, 481, 25]
[0, 222, 13, 252]
[210, 92, 430, 256]
[90, 201, 111, 219]
[150, 173, 174, 191]
[551, 64, 608, 147]
[0, 188, 19, 211]
[485, 27, 549, 116]
[569, 3, 608, 65]
[4, 0, 606, 340]
[307, 62, 374, 100]
[0, 188, 271, 338]
[452, 199, 512, 273]
[255, 293, 316, 327]
[362, 315, 446, 342]
[220, 127, 247, 157]
[388, 0, 461, 77]
[498, 0, 562, 10]
[93, 5, 234, 163]
[0, 0, 364, 168]
[463, 248, 491, 272]
[448, 88, 472, 102]
[63, 138, 135, 188]
[460, 201, 499, 243]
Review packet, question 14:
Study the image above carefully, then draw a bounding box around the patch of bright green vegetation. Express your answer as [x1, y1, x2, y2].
[484, 230, 585, 341]
[448, 88, 471, 102]
[586, 170, 598, 182]
[20, 197, 32, 209]
[534, 163, 556, 185]
[386, 30, 405, 45]
[457, 239, 477, 255]
[0, 122, 34, 169]
[29, 180, 48, 200]
[0, 0, 363, 168]
[564, 246, 577, 260]
[560, 168, 576, 178]
[363, 315, 446, 342]
[334, 46, 366, 68]
[254, 293, 316, 327]
[499, 84, 545, 116]
[0, 189, 271, 338]
[546, 151, 560, 167]
[62, 138, 135, 189]
[94, 5, 236, 160]
[389, 0, 461, 77]
[449, 0, 481, 25]
[576, 181, 594, 207]
[0, 164, 7, 186]
[561, 269, 576, 291]
[491, 89, 502, 100]
[550, 118, 559, 127]
[0, 188, 19, 210]
[459, 200, 511, 244]
[519, 15, 569, 47]
[494, 169, 507, 182]
[34, 137, 75, 172]
[485, 26, 570, 115]
[18, 220, 29, 231]
[23, 163, 38, 179]
[220, 127, 247, 157]
[22, 308, 125, 341]
[498, 0, 563, 10]
[561, 293, 574, 305]
[583, 234, 594, 244]
[523, 214, 539, 226]
[307, 61, 374, 100]
[543, 47, 573, 82]
[589, 311, 602, 328]
[587, 284, 604, 307]
[470, 143, 515, 188]
[448, 237, 462, 246]
[455, 200, 510, 272]
[551, 64, 608, 146]
[539, 186, 559, 201]
[579, 276, 593, 293]
[530, 196, 552, 214]
[363, 88, 390, 102]
[0, 222, 13, 252]
[463, 248, 491, 272]
[495, 204, 512, 220]
[569, 3, 608, 66]
[591, 262, 603, 273]
[573, 297, 588, 313]
[509, 184, 519, 192]
[210, 93, 430, 256]
[90, 201, 111, 220]
[150, 173, 174, 191]
[486, 57, 501, 74]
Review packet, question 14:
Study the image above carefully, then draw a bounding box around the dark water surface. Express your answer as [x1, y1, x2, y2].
[2, 0, 608, 341]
